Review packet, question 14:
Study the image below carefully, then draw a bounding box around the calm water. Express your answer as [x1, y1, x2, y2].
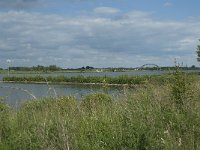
[0, 82, 124, 107]
[0, 70, 197, 107]
[0, 71, 162, 106]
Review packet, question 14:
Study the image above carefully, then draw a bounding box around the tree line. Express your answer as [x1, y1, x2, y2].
[9, 65, 62, 72]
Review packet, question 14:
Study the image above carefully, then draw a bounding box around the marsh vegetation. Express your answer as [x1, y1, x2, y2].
[1, 69, 200, 149]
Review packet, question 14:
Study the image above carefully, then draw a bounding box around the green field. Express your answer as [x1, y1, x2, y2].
[1, 70, 200, 149]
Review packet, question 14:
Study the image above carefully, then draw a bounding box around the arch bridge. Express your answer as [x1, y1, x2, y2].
[137, 64, 160, 70]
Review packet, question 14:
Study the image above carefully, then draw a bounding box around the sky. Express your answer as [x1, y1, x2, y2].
[0, 0, 200, 68]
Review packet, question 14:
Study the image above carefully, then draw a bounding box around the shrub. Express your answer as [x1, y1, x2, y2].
[169, 67, 192, 110]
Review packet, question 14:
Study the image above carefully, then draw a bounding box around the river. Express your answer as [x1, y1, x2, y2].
[0, 82, 124, 107]
[0, 70, 197, 107]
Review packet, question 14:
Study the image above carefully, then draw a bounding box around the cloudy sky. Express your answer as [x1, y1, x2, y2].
[0, 0, 200, 68]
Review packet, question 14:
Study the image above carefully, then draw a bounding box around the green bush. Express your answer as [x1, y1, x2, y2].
[169, 67, 192, 110]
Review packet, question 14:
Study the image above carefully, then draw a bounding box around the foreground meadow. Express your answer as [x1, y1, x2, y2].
[1, 71, 200, 150]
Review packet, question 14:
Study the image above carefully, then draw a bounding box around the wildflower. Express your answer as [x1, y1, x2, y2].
[164, 130, 169, 134]
[178, 138, 182, 146]
[161, 138, 165, 144]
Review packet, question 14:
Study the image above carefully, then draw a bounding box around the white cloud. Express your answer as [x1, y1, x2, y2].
[164, 2, 173, 7]
[94, 7, 120, 15]
[0, 10, 199, 68]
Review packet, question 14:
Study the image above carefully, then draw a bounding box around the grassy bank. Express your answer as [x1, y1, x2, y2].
[1, 71, 200, 149]
[0, 69, 103, 74]
[2, 75, 168, 85]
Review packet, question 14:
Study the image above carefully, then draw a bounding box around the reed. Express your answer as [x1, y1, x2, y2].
[1, 71, 200, 149]
[3, 75, 167, 85]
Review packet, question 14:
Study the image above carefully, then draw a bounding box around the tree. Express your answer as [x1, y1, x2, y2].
[197, 39, 200, 62]
[48, 65, 61, 71]
[81, 66, 85, 70]
[191, 65, 196, 69]
[86, 66, 94, 70]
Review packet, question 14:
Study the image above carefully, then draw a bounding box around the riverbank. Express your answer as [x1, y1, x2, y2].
[2, 74, 169, 86]
[1, 74, 200, 149]
[1, 80, 138, 87]
[0, 69, 140, 74]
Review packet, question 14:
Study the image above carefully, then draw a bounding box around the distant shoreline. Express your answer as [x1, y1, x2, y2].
[1, 80, 138, 87]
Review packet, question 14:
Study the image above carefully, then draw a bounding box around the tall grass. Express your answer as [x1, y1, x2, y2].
[1, 72, 200, 149]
